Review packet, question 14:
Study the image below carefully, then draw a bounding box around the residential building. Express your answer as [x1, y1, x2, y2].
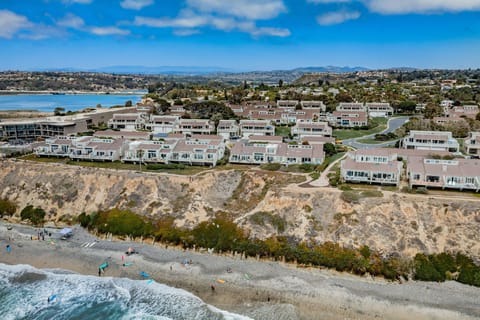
[248, 135, 283, 144]
[277, 100, 299, 109]
[300, 100, 326, 111]
[239, 120, 275, 138]
[332, 111, 368, 127]
[107, 113, 146, 131]
[93, 130, 151, 141]
[401, 130, 459, 152]
[123, 140, 176, 164]
[35, 136, 75, 157]
[291, 120, 332, 138]
[407, 157, 480, 191]
[0, 118, 87, 142]
[169, 135, 225, 166]
[175, 119, 215, 135]
[217, 120, 240, 140]
[340, 149, 403, 186]
[336, 102, 367, 112]
[465, 132, 480, 155]
[229, 141, 324, 165]
[146, 115, 180, 135]
[446, 105, 479, 120]
[366, 103, 393, 117]
[69, 137, 125, 161]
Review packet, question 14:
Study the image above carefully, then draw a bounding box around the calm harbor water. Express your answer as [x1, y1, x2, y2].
[0, 94, 145, 112]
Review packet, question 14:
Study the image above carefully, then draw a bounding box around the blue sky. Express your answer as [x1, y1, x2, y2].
[1, 0, 480, 71]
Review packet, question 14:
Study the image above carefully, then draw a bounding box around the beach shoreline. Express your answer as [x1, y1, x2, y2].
[1, 222, 479, 320]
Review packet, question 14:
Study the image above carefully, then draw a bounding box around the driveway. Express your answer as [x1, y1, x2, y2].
[342, 116, 410, 149]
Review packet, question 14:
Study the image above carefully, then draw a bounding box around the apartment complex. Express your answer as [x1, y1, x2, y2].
[108, 113, 146, 130]
[239, 120, 275, 138]
[464, 132, 480, 156]
[36, 136, 126, 162]
[0, 107, 135, 142]
[340, 149, 403, 185]
[36, 134, 225, 166]
[291, 121, 332, 138]
[229, 140, 325, 165]
[332, 111, 368, 127]
[217, 120, 240, 140]
[366, 103, 393, 117]
[401, 130, 459, 152]
[408, 157, 480, 191]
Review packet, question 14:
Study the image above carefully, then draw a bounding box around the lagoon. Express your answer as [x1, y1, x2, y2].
[0, 93, 144, 112]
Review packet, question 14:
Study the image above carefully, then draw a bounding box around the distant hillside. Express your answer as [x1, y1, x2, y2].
[19, 65, 370, 84]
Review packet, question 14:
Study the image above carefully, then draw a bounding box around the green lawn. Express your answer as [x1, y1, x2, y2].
[20, 154, 207, 175]
[275, 125, 291, 137]
[333, 118, 388, 140]
[357, 137, 398, 144]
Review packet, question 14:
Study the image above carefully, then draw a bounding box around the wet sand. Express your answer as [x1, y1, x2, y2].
[1, 222, 479, 320]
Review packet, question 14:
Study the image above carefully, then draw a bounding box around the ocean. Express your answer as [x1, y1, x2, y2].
[0, 263, 251, 320]
[0, 94, 145, 112]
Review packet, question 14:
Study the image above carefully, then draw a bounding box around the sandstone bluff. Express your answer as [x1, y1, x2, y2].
[1, 160, 480, 259]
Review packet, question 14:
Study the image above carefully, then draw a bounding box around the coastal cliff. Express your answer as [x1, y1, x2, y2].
[1, 159, 480, 259]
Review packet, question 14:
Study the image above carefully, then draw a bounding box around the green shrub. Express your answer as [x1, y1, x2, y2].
[340, 191, 360, 203]
[299, 163, 315, 173]
[20, 205, 46, 226]
[249, 211, 287, 233]
[146, 163, 187, 170]
[414, 253, 444, 282]
[93, 208, 153, 237]
[360, 190, 383, 198]
[77, 212, 91, 228]
[0, 198, 16, 217]
[260, 163, 281, 171]
[416, 187, 428, 194]
[309, 172, 320, 180]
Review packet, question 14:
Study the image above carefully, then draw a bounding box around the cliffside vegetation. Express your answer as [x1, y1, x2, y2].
[73, 207, 480, 287]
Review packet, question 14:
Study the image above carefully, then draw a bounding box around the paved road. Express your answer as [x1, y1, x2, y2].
[342, 116, 410, 149]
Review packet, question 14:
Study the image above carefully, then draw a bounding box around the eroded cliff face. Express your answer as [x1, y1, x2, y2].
[2, 160, 480, 258]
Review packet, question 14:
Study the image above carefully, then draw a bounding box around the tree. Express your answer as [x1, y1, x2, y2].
[424, 103, 442, 119]
[125, 100, 133, 107]
[278, 79, 283, 88]
[324, 143, 337, 157]
[54, 107, 65, 116]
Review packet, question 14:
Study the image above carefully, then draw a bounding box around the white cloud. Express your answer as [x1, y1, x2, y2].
[135, 12, 290, 37]
[120, 0, 154, 10]
[0, 10, 33, 39]
[365, 0, 480, 14]
[308, 0, 480, 14]
[186, 0, 287, 20]
[89, 26, 130, 36]
[134, 13, 209, 28]
[316, 10, 360, 25]
[58, 13, 85, 29]
[173, 29, 201, 36]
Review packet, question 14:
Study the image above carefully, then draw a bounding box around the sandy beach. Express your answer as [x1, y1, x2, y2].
[1, 222, 479, 320]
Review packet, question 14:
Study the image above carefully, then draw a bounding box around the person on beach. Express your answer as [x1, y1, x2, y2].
[210, 285, 215, 292]
[98, 268, 101, 276]
[6, 244, 11, 253]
